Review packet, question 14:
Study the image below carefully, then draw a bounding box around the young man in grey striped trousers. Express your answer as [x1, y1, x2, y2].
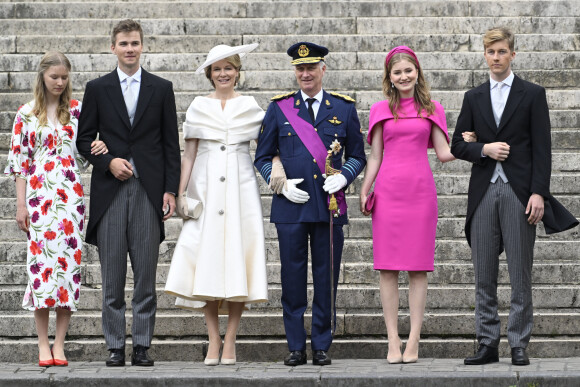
[451, 26, 578, 366]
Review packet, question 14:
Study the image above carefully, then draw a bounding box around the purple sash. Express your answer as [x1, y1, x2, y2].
[277, 97, 327, 174]
[277, 97, 347, 216]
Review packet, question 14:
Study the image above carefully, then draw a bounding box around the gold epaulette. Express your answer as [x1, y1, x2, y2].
[330, 92, 355, 103]
[271, 91, 297, 101]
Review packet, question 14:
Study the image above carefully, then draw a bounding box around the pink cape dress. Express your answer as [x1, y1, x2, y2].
[367, 97, 448, 271]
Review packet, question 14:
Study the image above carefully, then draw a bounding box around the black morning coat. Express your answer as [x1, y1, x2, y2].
[451, 75, 578, 246]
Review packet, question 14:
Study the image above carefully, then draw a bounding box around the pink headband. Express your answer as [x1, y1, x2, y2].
[385, 46, 420, 68]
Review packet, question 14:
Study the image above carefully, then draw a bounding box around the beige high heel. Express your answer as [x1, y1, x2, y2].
[204, 357, 219, 366]
[402, 338, 419, 364]
[387, 339, 403, 364]
[204, 341, 222, 366]
[221, 342, 236, 365]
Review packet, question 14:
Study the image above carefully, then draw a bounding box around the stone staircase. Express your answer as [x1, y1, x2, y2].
[0, 0, 578, 363]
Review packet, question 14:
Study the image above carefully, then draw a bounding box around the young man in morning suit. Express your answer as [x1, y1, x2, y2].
[254, 42, 366, 366]
[77, 19, 181, 367]
[451, 27, 578, 366]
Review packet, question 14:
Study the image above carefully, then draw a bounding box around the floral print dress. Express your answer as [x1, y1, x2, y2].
[5, 100, 86, 311]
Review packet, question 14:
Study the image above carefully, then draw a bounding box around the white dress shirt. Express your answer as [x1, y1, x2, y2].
[301, 89, 324, 120]
[117, 66, 142, 106]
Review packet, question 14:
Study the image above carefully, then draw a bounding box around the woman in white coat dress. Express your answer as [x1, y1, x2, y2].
[165, 43, 269, 365]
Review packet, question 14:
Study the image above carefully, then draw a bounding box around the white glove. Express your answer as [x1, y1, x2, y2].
[269, 161, 287, 195]
[323, 174, 347, 194]
[282, 178, 310, 204]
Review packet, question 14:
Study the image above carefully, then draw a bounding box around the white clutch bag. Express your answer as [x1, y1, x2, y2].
[185, 197, 203, 219]
[178, 193, 203, 220]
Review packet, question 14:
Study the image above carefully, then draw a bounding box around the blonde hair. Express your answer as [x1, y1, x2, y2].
[382, 52, 434, 120]
[204, 54, 242, 88]
[483, 26, 515, 51]
[33, 51, 72, 126]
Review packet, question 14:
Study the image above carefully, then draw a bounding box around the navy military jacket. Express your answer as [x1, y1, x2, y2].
[254, 90, 366, 225]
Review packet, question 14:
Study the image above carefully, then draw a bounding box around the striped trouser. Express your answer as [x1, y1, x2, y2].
[96, 176, 161, 350]
[470, 179, 536, 349]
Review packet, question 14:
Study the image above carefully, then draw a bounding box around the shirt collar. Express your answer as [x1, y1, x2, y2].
[301, 89, 324, 103]
[117, 67, 142, 83]
[490, 71, 514, 89]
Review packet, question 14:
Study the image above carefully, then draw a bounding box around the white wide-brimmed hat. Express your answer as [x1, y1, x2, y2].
[195, 43, 259, 74]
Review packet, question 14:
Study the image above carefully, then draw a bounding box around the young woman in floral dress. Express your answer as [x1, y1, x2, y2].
[5, 52, 107, 367]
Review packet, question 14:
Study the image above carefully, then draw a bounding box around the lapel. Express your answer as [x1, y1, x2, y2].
[132, 69, 154, 130]
[294, 92, 311, 124]
[474, 80, 497, 133]
[497, 75, 526, 133]
[314, 91, 332, 127]
[104, 70, 132, 129]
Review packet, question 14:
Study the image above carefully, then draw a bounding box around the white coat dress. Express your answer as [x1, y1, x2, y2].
[165, 96, 268, 313]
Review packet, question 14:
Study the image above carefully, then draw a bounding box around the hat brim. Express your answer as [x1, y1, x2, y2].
[291, 57, 325, 65]
[195, 43, 259, 74]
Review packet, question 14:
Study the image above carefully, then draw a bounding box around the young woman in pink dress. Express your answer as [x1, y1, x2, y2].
[359, 46, 474, 364]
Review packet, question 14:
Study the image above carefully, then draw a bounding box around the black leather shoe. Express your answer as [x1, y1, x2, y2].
[464, 344, 499, 365]
[284, 350, 307, 366]
[106, 348, 125, 367]
[312, 350, 331, 366]
[511, 347, 530, 366]
[131, 346, 154, 367]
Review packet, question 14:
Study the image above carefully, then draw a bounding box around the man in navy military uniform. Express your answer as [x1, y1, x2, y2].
[254, 42, 366, 366]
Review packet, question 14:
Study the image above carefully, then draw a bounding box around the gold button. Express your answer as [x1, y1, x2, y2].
[288, 132, 291, 136]
[314, 174, 317, 179]
[335, 133, 338, 137]
[315, 128, 318, 132]
[313, 159, 316, 163]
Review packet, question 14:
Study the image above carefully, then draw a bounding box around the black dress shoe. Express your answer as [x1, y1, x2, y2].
[464, 344, 499, 365]
[284, 350, 307, 366]
[131, 346, 154, 367]
[106, 348, 125, 367]
[312, 350, 331, 366]
[511, 347, 530, 366]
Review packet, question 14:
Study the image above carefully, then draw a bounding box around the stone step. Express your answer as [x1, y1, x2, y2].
[0, 2, 249, 19]
[349, 172, 580, 196]
[3, 33, 579, 55]
[357, 16, 579, 35]
[246, 33, 580, 53]
[0, 125, 578, 151]
[2, 89, 580, 113]
[1, 1, 578, 20]
[1, 284, 579, 311]
[1, 337, 579, 363]
[1, 237, 578, 267]
[1, 18, 359, 36]
[0, 212, 577, 244]
[1, 172, 579, 200]
[0, 193, 577, 222]
[4, 69, 580, 93]
[1, 309, 579, 338]
[3, 16, 580, 36]
[3, 51, 580, 73]
[3, 261, 580, 287]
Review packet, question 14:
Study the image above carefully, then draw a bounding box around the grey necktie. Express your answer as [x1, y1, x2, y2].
[493, 82, 505, 127]
[124, 77, 136, 125]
